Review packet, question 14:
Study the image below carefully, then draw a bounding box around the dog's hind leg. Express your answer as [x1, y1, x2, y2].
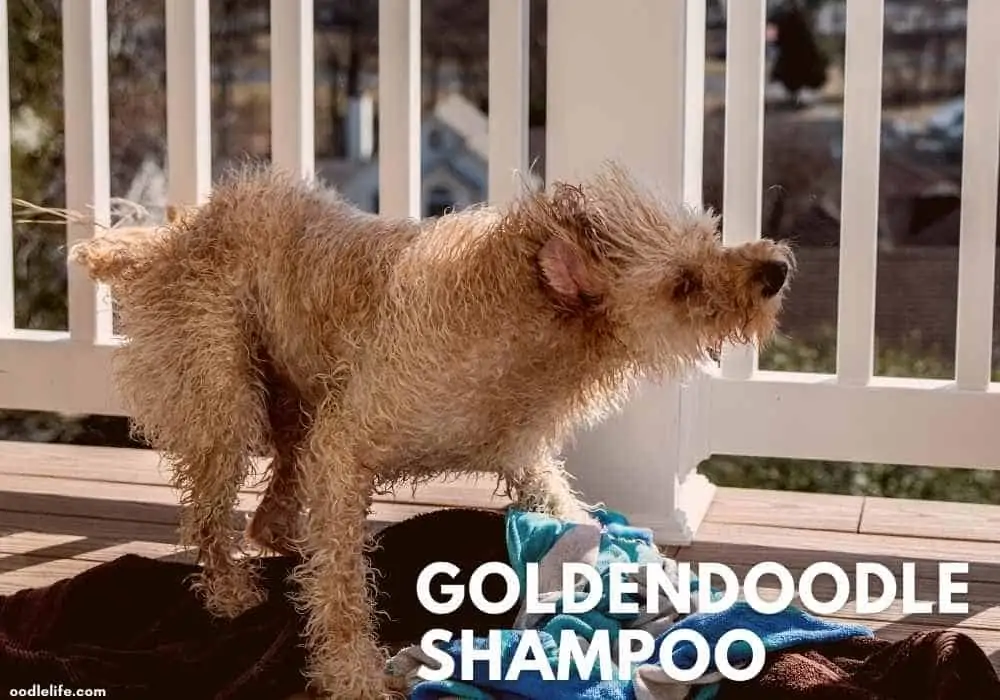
[167, 349, 270, 617]
[247, 443, 306, 556]
[291, 408, 393, 699]
[175, 447, 267, 618]
[117, 314, 270, 618]
[165, 344, 269, 617]
[247, 382, 310, 556]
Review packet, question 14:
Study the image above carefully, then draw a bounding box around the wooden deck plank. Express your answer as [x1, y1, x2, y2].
[0, 474, 458, 525]
[0, 440, 167, 484]
[0, 544, 192, 595]
[678, 516, 1000, 629]
[0, 557, 100, 594]
[0, 440, 510, 509]
[0, 530, 188, 562]
[705, 487, 864, 533]
[0, 473, 257, 524]
[0, 496, 451, 554]
[683, 521, 1000, 571]
[0, 508, 181, 543]
[377, 476, 510, 509]
[861, 496, 1000, 543]
[0, 531, 86, 555]
[748, 582, 1000, 632]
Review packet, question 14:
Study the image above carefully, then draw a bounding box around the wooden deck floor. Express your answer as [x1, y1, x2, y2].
[2, 440, 999, 674]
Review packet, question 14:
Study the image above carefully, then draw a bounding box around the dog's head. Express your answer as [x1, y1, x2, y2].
[522, 164, 793, 372]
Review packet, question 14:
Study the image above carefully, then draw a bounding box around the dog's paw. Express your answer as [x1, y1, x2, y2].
[204, 584, 268, 618]
[383, 672, 410, 699]
[195, 562, 267, 618]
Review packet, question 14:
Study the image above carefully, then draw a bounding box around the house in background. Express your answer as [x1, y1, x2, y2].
[122, 91, 545, 223]
[319, 91, 543, 216]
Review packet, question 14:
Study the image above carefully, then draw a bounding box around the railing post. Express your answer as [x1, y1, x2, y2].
[270, 0, 315, 180]
[63, 0, 113, 346]
[487, 0, 529, 205]
[545, 0, 712, 545]
[166, 0, 212, 209]
[0, 0, 12, 338]
[377, 0, 421, 219]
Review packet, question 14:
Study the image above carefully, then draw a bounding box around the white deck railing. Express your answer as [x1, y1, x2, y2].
[0, 0, 998, 544]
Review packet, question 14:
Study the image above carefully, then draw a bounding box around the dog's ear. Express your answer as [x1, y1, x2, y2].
[537, 236, 604, 309]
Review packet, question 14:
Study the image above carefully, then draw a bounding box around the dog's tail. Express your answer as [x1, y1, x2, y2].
[68, 225, 170, 284]
[68, 205, 192, 284]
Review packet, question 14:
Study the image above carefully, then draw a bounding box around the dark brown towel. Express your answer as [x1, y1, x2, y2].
[716, 629, 1000, 700]
[0, 507, 513, 699]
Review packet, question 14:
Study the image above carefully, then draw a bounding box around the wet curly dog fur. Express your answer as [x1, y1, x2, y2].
[69, 162, 792, 698]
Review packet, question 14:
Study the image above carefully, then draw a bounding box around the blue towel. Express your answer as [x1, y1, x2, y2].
[668, 603, 872, 672]
[659, 604, 872, 700]
[409, 508, 872, 699]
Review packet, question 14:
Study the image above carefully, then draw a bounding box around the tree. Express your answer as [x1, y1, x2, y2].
[770, 0, 829, 107]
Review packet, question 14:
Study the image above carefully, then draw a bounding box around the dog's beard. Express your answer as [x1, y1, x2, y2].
[701, 322, 777, 365]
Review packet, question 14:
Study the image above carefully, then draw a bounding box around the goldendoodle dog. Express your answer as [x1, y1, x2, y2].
[70, 162, 792, 698]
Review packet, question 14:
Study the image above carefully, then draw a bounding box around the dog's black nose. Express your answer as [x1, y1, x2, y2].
[758, 260, 788, 298]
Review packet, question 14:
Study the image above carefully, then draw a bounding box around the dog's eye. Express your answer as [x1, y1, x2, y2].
[671, 269, 702, 300]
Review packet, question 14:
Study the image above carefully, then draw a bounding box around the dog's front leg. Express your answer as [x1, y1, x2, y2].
[510, 455, 595, 524]
[292, 411, 394, 699]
